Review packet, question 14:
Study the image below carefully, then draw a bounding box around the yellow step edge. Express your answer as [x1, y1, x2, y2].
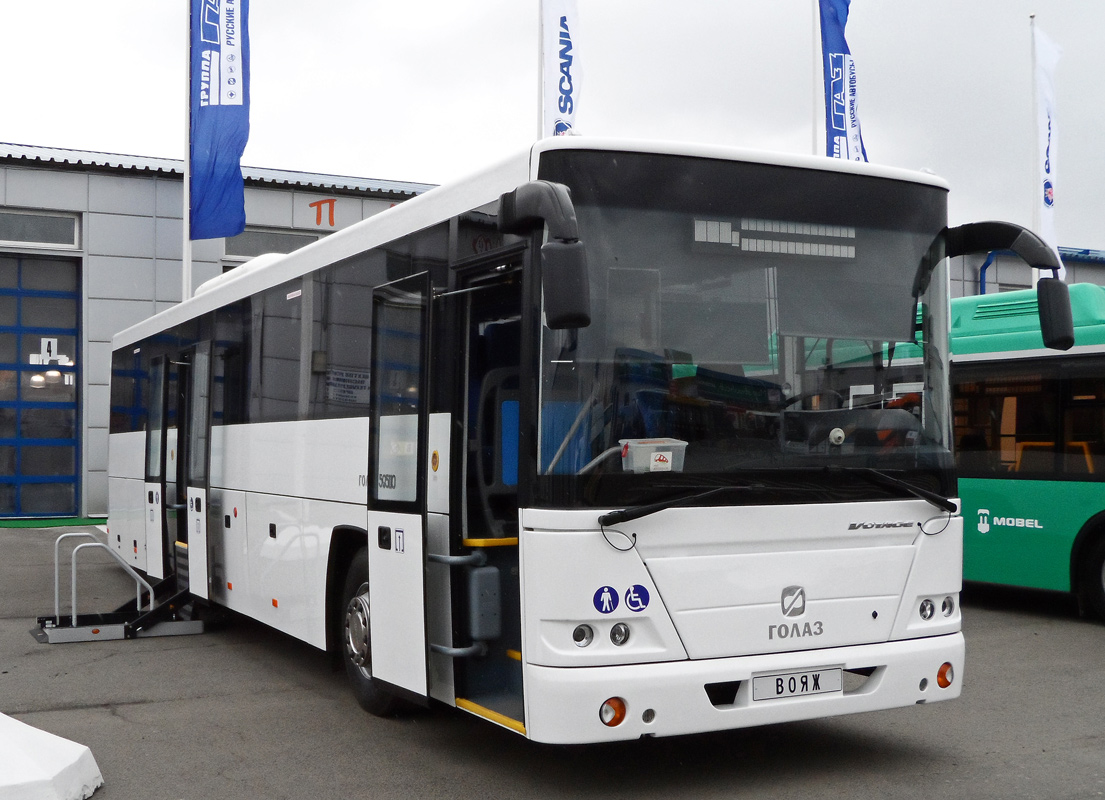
[455, 698, 526, 735]
[462, 537, 519, 548]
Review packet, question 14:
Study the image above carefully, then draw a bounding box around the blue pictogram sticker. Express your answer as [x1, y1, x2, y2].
[593, 586, 619, 614]
[624, 584, 650, 612]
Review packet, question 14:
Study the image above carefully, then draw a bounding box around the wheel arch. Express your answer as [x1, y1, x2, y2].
[326, 525, 368, 654]
[1070, 510, 1105, 601]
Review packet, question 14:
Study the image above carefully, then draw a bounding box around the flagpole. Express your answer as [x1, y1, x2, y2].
[1029, 14, 1040, 239]
[537, 0, 544, 139]
[182, 0, 193, 302]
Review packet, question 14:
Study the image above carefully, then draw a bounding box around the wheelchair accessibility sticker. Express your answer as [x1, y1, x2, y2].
[624, 584, 649, 612]
[593, 584, 650, 613]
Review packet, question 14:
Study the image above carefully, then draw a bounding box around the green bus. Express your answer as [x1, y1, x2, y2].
[951, 282, 1105, 619]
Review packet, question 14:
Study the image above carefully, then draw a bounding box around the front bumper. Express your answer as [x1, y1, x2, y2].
[522, 632, 964, 743]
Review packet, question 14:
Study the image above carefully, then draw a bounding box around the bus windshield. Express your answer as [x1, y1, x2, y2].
[535, 149, 953, 509]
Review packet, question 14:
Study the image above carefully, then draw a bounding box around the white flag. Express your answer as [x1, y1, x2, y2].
[541, 0, 580, 137]
[1033, 23, 1061, 273]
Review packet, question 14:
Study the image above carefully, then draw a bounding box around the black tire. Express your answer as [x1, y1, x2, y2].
[341, 547, 402, 716]
[1078, 536, 1105, 622]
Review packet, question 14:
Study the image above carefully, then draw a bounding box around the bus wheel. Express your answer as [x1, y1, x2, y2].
[341, 548, 401, 716]
[1080, 537, 1105, 622]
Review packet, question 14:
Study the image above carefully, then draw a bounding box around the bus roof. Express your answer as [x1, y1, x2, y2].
[951, 282, 1105, 359]
[112, 137, 951, 350]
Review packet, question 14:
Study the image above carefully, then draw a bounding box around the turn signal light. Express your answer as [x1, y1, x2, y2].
[599, 697, 627, 727]
[937, 662, 954, 689]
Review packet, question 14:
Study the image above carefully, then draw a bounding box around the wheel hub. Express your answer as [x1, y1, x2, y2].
[344, 588, 371, 670]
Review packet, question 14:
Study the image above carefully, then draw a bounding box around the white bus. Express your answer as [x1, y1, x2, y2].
[106, 137, 1071, 744]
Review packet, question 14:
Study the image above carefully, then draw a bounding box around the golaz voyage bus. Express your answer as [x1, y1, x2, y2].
[102, 138, 1071, 743]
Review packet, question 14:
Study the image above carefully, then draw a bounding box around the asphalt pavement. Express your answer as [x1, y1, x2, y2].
[2, 525, 1104, 800]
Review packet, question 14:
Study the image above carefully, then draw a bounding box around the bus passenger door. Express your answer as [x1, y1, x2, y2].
[142, 356, 169, 579]
[367, 274, 431, 702]
[184, 342, 213, 600]
[455, 263, 525, 729]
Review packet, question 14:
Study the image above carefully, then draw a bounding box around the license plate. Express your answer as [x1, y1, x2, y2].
[752, 668, 843, 701]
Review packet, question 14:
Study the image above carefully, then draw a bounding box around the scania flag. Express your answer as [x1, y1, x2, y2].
[1034, 23, 1061, 266]
[819, 0, 867, 161]
[190, 0, 250, 240]
[541, 0, 580, 137]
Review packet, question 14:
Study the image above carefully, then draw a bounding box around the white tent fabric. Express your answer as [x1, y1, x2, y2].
[0, 714, 103, 800]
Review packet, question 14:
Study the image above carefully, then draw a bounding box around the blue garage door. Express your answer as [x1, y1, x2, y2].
[0, 256, 79, 516]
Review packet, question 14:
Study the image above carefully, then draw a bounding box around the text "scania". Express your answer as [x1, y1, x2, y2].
[557, 16, 575, 114]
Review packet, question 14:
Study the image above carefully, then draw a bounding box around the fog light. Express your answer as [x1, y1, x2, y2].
[919, 599, 935, 620]
[937, 662, 954, 689]
[942, 596, 955, 617]
[572, 624, 594, 647]
[599, 697, 627, 727]
[610, 622, 631, 646]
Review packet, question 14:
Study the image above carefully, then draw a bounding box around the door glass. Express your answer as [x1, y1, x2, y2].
[146, 359, 166, 481]
[188, 345, 211, 486]
[371, 276, 427, 505]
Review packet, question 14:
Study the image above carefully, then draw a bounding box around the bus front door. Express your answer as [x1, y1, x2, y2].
[367, 274, 431, 702]
[452, 262, 526, 731]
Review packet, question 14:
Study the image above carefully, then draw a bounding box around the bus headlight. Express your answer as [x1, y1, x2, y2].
[610, 622, 631, 646]
[572, 624, 594, 647]
[919, 599, 935, 620]
[941, 596, 956, 617]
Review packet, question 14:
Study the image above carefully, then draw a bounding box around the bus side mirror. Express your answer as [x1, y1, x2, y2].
[944, 221, 1074, 351]
[499, 181, 591, 329]
[1037, 277, 1074, 351]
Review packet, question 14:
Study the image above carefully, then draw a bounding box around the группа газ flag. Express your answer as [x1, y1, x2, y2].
[190, 0, 250, 240]
[819, 0, 867, 162]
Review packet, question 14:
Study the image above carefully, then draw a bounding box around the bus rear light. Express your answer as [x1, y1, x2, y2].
[599, 697, 627, 727]
[937, 662, 954, 689]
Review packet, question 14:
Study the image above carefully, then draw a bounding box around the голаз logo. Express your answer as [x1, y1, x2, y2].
[781, 586, 806, 618]
[553, 119, 573, 136]
[1044, 180, 1055, 207]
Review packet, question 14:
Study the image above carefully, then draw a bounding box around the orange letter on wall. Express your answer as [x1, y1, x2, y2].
[309, 198, 337, 227]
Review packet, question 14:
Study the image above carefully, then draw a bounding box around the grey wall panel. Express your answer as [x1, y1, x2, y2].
[156, 178, 183, 218]
[85, 423, 109, 472]
[87, 213, 155, 258]
[86, 255, 155, 301]
[85, 341, 113, 388]
[87, 298, 156, 343]
[155, 217, 183, 260]
[85, 470, 108, 517]
[89, 174, 156, 216]
[244, 187, 293, 227]
[6, 168, 88, 211]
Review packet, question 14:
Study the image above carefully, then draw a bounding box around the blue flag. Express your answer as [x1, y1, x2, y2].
[190, 0, 250, 240]
[819, 0, 867, 161]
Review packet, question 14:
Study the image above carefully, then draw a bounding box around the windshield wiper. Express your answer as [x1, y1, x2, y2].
[827, 466, 956, 514]
[598, 485, 768, 527]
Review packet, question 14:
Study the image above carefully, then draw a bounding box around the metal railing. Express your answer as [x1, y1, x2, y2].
[52, 531, 154, 626]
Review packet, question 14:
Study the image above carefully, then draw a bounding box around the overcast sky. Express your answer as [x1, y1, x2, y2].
[2, 1, 1103, 248]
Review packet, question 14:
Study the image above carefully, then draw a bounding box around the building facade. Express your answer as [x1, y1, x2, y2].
[0, 143, 431, 518]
